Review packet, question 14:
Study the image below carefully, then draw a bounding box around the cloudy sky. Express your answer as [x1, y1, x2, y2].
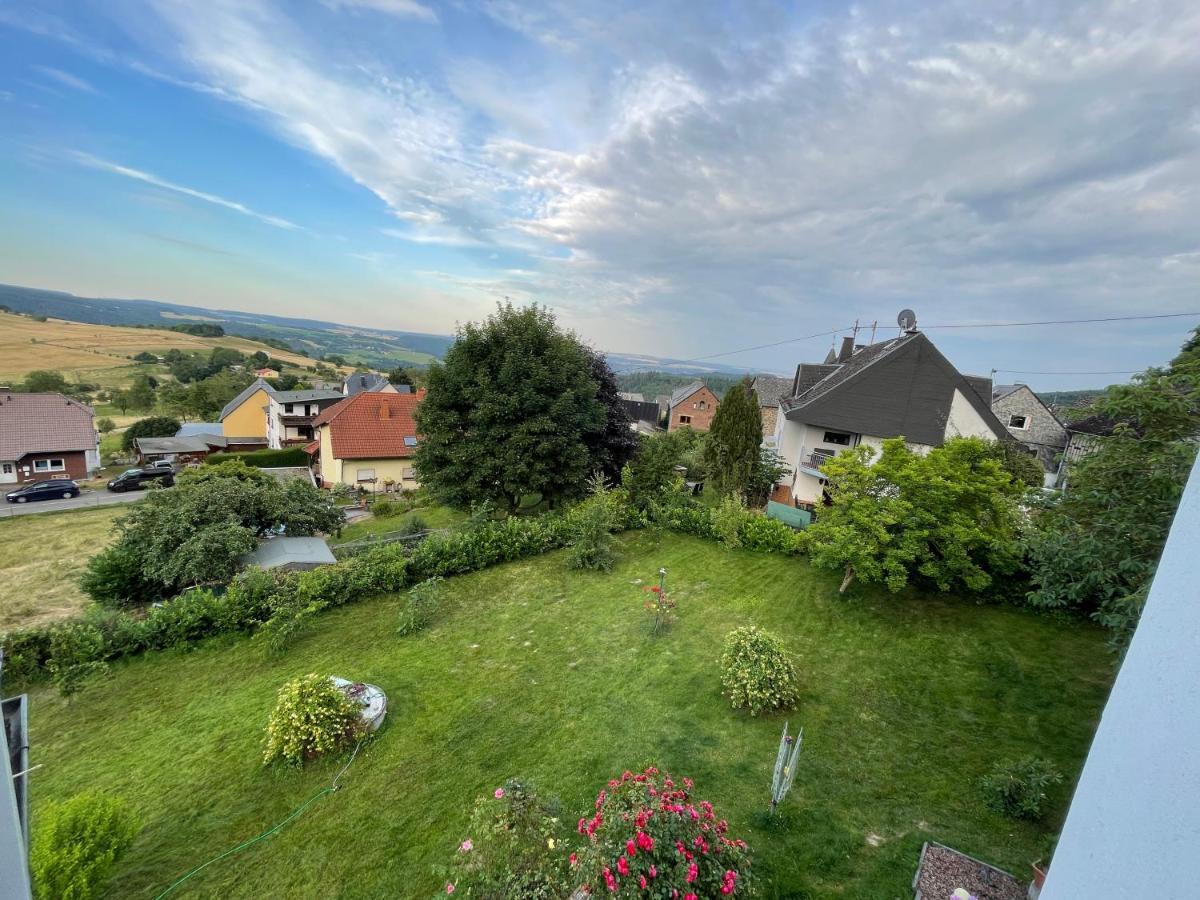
[0, 0, 1197, 386]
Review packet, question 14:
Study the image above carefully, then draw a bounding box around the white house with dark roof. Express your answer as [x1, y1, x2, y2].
[772, 324, 1011, 506]
[266, 389, 347, 449]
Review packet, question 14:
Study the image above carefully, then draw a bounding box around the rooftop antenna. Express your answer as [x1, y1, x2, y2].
[869, 320, 878, 344]
[851, 318, 860, 345]
[897, 309, 917, 334]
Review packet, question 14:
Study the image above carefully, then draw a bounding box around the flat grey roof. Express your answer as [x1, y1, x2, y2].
[240, 537, 336, 569]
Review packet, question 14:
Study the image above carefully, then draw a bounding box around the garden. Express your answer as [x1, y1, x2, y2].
[24, 529, 1112, 897]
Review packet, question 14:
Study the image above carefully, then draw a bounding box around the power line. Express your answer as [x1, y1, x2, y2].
[687, 326, 854, 362]
[995, 369, 1141, 376]
[923, 312, 1200, 330]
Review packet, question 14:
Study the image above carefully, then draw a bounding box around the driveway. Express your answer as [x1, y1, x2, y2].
[0, 488, 146, 518]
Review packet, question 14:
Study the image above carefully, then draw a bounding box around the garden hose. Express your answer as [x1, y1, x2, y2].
[153, 740, 364, 899]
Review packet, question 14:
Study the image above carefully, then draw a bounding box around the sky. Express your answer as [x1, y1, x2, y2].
[0, 0, 1197, 388]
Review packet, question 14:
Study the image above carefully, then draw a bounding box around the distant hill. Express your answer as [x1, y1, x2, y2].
[0, 283, 755, 376]
[1040, 389, 1108, 412]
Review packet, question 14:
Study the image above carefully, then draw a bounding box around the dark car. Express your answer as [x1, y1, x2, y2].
[5, 479, 81, 503]
[106, 468, 175, 492]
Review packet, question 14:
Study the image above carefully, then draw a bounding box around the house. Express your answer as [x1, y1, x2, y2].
[772, 324, 1011, 507]
[309, 390, 425, 490]
[0, 392, 100, 485]
[991, 383, 1067, 487]
[240, 537, 336, 572]
[667, 382, 720, 432]
[253, 367, 280, 378]
[341, 372, 402, 396]
[1055, 413, 1118, 489]
[749, 375, 793, 444]
[266, 389, 346, 449]
[219, 378, 275, 441]
[618, 392, 661, 431]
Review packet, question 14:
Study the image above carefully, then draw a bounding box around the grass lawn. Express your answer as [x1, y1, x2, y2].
[26, 532, 1113, 898]
[335, 504, 468, 543]
[0, 507, 123, 629]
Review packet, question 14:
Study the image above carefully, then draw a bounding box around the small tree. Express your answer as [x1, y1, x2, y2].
[621, 431, 687, 510]
[567, 474, 619, 571]
[745, 446, 789, 507]
[121, 416, 181, 452]
[125, 375, 156, 412]
[95, 417, 116, 434]
[110, 390, 132, 415]
[702, 377, 762, 497]
[22, 370, 69, 393]
[30, 792, 139, 900]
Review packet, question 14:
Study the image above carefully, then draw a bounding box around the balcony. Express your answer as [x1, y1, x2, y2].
[797, 448, 834, 478]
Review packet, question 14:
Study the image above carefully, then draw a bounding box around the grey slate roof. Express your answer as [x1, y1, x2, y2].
[135, 436, 215, 454]
[240, 537, 336, 570]
[618, 391, 647, 403]
[669, 381, 706, 409]
[991, 383, 1023, 402]
[749, 376, 793, 408]
[342, 373, 390, 396]
[0, 392, 96, 460]
[272, 389, 344, 403]
[219, 378, 274, 421]
[782, 332, 1011, 446]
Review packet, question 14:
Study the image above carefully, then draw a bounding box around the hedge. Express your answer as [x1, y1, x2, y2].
[206, 447, 310, 467]
[1, 491, 795, 687]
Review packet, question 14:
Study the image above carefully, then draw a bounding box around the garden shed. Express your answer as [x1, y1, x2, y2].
[240, 537, 336, 572]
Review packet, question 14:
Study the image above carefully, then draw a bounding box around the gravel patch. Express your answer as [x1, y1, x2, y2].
[914, 843, 1025, 900]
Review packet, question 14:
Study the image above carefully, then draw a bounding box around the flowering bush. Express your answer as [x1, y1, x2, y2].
[575, 767, 753, 897]
[262, 674, 365, 766]
[720, 626, 800, 716]
[642, 571, 678, 635]
[443, 778, 570, 899]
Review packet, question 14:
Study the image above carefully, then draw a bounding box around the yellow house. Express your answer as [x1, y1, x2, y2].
[220, 378, 275, 440]
[308, 390, 424, 490]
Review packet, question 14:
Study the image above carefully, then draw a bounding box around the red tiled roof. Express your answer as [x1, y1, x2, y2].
[313, 390, 425, 460]
[302, 440, 319, 455]
[0, 392, 96, 460]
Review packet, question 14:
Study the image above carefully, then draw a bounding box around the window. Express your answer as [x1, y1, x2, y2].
[285, 403, 295, 415]
[695, 400, 707, 410]
[403, 436, 418, 447]
[402, 467, 415, 479]
[33, 458, 65, 472]
[679, 415, 692, 424]
[1009, 415, 1029, 430]
[2, 463, 12, 474]
[823, 431, 851, 446]
[356, 468, 376, 482]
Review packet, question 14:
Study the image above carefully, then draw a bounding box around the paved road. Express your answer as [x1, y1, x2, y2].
[0, 488, 145, 518]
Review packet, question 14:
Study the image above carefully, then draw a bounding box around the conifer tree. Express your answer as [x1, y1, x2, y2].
[703, 378, 763, 497]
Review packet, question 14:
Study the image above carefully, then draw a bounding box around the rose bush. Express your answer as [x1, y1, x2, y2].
[575, 766, 753, 897]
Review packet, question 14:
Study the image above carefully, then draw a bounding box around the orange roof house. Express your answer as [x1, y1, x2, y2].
[309, 390, 425, 490]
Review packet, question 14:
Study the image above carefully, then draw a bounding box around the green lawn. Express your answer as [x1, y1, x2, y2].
[26, 532, 1112, 897]
[335, 504, 468, 543]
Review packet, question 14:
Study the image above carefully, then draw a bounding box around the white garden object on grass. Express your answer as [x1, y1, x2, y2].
[331, 677, 387, 732]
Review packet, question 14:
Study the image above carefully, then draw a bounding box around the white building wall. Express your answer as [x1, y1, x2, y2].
[1041, 458, 1200, 899]
[944, 388, 996, 441]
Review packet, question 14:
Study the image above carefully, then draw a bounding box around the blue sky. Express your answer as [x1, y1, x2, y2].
[1, 0, 1198, 387]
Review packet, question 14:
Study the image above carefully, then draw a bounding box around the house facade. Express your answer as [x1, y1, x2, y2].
[991, 383, 1067, 487]
[266, 389, 345, 448]
[667, 382, 720, 432]
[219, 378, 275, 440]
[749, 375, 793, 444]
[309, 390, 425, 490]
[772, 329, 1011, 506]
[1055, 413, 1117, 490]
[0, 392, 99, 485]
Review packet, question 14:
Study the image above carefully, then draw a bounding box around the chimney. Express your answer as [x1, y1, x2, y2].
[380, 403, 391, 419]
[837, 336, 856, 363]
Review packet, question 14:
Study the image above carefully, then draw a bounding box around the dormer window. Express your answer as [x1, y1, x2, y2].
[1009, 415, 1029, 430]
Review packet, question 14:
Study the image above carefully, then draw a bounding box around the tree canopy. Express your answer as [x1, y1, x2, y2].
[120, 416, 181, 452]
[702, 378, 762, 497]
[806, 437, 1025, 594]
[415, 303, 630, 510]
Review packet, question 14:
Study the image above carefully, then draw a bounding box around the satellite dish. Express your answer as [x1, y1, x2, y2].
[897, 309, 917, 333]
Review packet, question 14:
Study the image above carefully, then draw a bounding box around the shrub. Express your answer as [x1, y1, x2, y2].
[371, 498, 402, 518]
[205, 447, 310, 467]
[567, 476, 618, 571]
[95, 416, 116, 434]
[398, 514, 428, 536]
[398, 576, 442, 636]
[574, 766, 752, 897]
[80, 544, 163, 609]
[444, 778, 569, 899]
[720, 626, 800, 716]
[30, 791, 139, 900]
[979, 756, 1063, 820]
[47, 622, 110, 698]
[647, 490, 716, 539]
[711, 495, 747, 548]
[739, 513, 806, 554]
[262, 674, 365, 766]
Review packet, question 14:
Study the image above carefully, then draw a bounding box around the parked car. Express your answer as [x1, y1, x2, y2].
[106, 468, 175, 492]
[147, 460, 177, 472]
[5, 479, 81, 503]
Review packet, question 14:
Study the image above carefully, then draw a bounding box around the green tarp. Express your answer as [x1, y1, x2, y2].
[766, 501, 811, 529]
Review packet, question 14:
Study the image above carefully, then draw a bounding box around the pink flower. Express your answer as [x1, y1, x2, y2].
[626, 840, 637, 857]
[649, 866, 657, 878]
[458, 839, 473, 853]
[570, 852, 578, 866]
[685, 895, 698, 900]
[636, 831, 654, 852]
[617, 856, 630, 876]
[603, 868, 618, 892]
[639, 876, 648, 890]
[686, 862, 698, 883]
[445, 884, 455, 894]
[494, 788, 505, 799]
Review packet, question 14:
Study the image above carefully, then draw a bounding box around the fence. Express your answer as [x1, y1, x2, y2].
[329, 528, 446, 558]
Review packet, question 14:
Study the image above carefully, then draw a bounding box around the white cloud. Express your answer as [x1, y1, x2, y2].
[32, 65, 100, 94]
[73, 152, 302, 230]
[322, 0, 437, 24]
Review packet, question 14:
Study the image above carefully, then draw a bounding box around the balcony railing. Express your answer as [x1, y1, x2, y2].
[797, 448, 834, 476]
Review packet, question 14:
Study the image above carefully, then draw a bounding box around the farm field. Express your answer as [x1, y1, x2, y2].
[0, 506, 123, 629]
[26, 532, 1113, 898]
[0, 311, 329, 382]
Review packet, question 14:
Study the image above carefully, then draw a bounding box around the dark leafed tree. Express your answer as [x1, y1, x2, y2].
[582, 346, 638, 483]
[703, 377, 763, 497]
[415, 303, 617, 511]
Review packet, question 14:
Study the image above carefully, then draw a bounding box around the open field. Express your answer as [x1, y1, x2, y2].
[0, 312, 334, 382]
[27, 532, 1113, 897]
[0, 506, 123, 629]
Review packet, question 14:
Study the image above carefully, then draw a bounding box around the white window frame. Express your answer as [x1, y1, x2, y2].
[1008, 414, 1029, 430]
[33, 458, 65, 472]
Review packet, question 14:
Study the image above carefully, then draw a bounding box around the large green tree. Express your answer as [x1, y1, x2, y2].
[415, 303, 624, 511]
[22, 370, 69, 393]
[1027, 361, 1200, 643]
[702, 378, 762, 497]
[121, 416, 181, 452]
[807, 437, 1024, 594]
